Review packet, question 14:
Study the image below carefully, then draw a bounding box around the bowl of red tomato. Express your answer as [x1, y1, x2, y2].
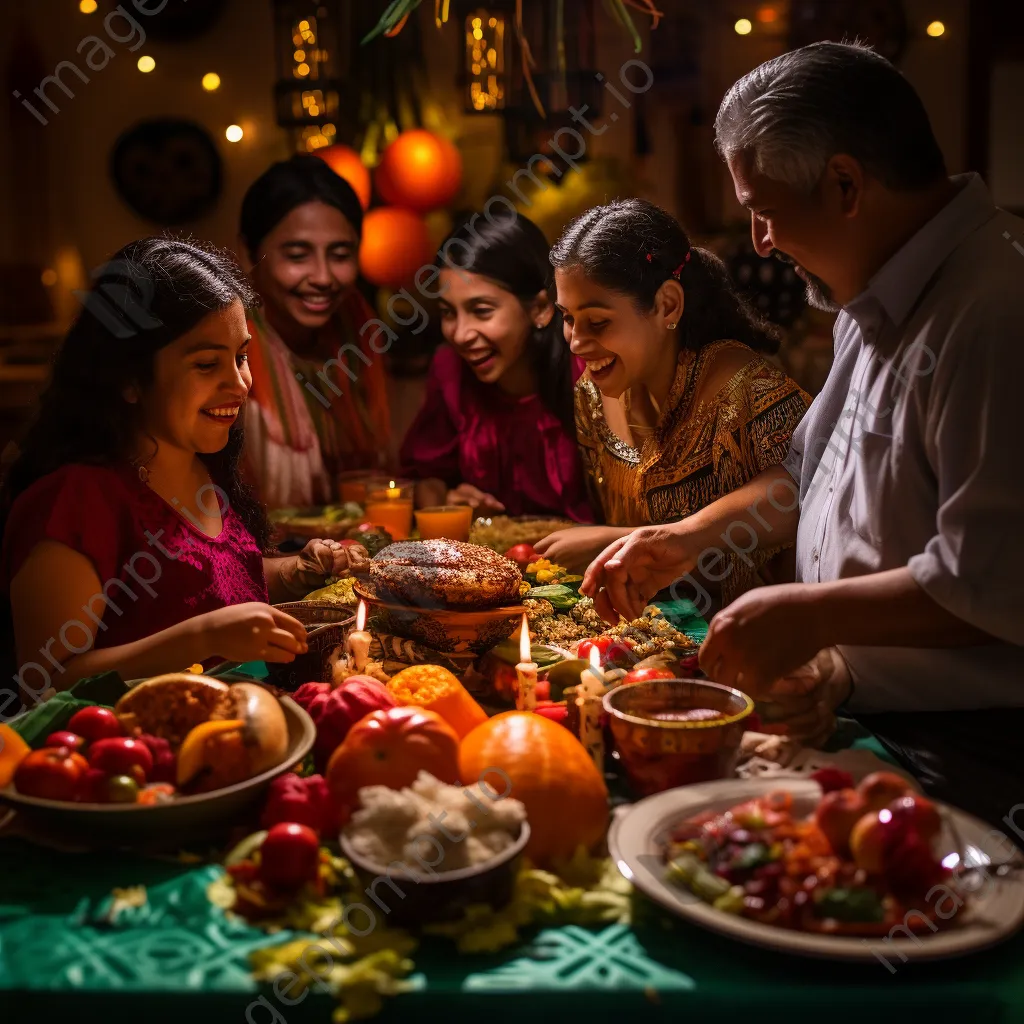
[0, 682, 316, 848]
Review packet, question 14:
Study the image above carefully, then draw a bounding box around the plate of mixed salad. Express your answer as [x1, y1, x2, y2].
[609, 775, 1024, 961]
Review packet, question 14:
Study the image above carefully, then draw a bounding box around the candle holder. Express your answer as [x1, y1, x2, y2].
[414, 505, 474, 542]
[364, 482, 414, 540]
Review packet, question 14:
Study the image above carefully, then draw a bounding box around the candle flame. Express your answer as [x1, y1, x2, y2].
[589, 644, 602, 670]
[388, 480, 396, 489]
[356, 600, 367, 631]
[519, 612, 531, 663]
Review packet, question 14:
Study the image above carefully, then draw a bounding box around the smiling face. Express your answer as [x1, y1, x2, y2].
[250, 200, 359, 337]
[437, 268, 547, 388]
[728, 151, 851, 312]
[554, 267, 680, 400]
[137, 300, 252, 456]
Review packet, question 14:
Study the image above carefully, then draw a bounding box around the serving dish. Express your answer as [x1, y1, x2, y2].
[0, 697, 315, 847]
[354, 578, 526, 656]
[604, 679, 754, 795]
[340, 821, 531, 925]
[609, 777, 1024, 962]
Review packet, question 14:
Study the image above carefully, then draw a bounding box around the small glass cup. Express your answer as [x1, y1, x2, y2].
[414, 505, 474, 541]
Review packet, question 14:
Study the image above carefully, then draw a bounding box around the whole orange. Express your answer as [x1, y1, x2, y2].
[357, 206, 434, 287]
[325, 706, 460, 814]
[459, 711, 609, 867]
[375, 129, 462, 213]
[316, 145, 372, 210]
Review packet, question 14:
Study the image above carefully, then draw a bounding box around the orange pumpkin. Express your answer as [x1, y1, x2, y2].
[459, 711, 609, 867]
[325, 706, 460, 814]
[386, 665, 487, 739]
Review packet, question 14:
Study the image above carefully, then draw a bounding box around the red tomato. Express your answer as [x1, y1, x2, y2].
[80, 767, 111, 803]
[13, 747, 90, 801]
[258, 822, 321, 890]
[622, 667, 677, 686]
[67, 706, 123, 742]
[44, 731, 86, 752]
[88, 737, 153, 783]
[578, 636, 635, 667]
[504, 543, 539, 570]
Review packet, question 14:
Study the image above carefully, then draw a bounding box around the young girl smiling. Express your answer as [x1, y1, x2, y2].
[0, 237, 364, 699]
[401, 212, 592, 521]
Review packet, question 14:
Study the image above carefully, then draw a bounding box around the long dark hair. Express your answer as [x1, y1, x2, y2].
[550, 198, 780, 355]
[441, 211, 575, 432]
[240, 154, 364, 260]
[0, 236, 270, 549]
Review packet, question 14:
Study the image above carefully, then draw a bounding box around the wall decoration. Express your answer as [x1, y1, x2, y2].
[271, 0, 344, 153]
[464, 7, 508, 112]
[110, 119, 222, 225]
[723, 235, 805, 329]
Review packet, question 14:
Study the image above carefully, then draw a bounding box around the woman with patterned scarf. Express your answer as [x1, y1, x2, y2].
[239, 156, 392, 509]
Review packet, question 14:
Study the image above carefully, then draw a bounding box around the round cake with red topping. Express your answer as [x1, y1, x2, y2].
[370, 539, 522, 610]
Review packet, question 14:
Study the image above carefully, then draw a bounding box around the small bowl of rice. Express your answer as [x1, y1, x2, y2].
[339, 771, 530, 925]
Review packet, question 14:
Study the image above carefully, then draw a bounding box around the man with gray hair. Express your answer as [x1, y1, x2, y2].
[584, 42, 1024, 827]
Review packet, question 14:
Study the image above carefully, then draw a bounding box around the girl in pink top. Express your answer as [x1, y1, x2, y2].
[0, 237, 365, 705]
[400, 212, 593, 522]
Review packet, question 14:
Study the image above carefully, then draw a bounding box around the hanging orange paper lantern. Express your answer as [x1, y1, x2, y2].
[358, 206, 434, 288]
[316, 145, 372, 210]
[375, 129, 463, 213]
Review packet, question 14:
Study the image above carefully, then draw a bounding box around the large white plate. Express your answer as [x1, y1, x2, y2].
[609, 777, 1024, 962]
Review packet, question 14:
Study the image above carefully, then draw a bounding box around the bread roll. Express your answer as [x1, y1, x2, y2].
[370, 540, 522, 610]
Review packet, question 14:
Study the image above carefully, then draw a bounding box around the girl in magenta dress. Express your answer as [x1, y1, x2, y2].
[400, 212, 593, 522]
[0, 237, 365, 705]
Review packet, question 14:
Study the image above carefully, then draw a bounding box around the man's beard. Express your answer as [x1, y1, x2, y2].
[771, 249, 840, 313]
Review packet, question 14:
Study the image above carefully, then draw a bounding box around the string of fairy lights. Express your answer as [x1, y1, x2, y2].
[71, 0, 952, 145]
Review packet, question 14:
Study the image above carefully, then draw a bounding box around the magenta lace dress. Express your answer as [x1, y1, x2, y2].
[1, 463, 268, 653]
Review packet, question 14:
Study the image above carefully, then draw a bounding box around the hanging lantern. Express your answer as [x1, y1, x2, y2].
[375, 130, 463, 213]
[358, 207, 435, 288]
[271, 0, 345, 153]
[463, 7, 509, 112]
[498, 0, 604, 166]
[316, 145, 372, 209]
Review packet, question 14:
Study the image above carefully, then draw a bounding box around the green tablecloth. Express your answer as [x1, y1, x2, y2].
[3, 617, 1023, 1022]
[1, 830, 1021, 1024]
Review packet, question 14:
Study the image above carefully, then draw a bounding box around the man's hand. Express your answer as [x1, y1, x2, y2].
[699, 583, 830, 697]
[581, 524, 698, 623]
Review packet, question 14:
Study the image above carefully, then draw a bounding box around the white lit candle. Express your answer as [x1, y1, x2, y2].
[515, 613, 538, 711]
[577, 645, 605, 772]
[347, 600, 372, 673]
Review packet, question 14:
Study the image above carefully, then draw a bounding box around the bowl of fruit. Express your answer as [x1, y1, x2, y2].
[0, 674, 315, 846]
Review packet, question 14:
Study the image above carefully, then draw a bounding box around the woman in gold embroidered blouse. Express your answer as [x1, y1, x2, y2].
[535, 199, 810, 603]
